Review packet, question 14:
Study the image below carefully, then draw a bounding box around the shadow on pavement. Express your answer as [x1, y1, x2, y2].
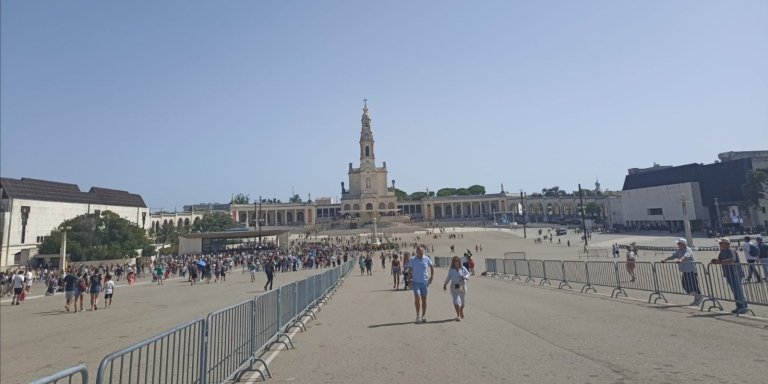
[368, 318, 459, 328]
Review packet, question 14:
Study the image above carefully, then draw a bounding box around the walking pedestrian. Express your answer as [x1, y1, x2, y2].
[89, 273, 102, 310]
[103, 274, 115, 309]
[408, 246, 434, 323]
[626, 246, 637, 282]
[742, 236, 762, 282]
[63, 270, 79, 313]
[662, 238, 703, 306]
[391, 254, 401, 289]
[263, 258, 275, 291]
[443, 256, 470, 321]
[711, 238, 748, 314]
[10, 270, 24, 305]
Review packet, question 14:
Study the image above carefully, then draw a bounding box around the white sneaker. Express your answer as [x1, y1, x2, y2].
[415, 316, 421, 324]
[421, 317, 427, 323]
[693, 294, 703, 305]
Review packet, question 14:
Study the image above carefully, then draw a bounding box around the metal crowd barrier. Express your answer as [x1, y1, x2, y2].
[29, 365, 89, 384]
[483, 258, 768, 315]
[95, 318, 206, 384]
[706, 263, 768, 316]
[205, 299, 261, 383]
[433, 256, 452, 268]
[485, 258, 498, 276]
[50, 261, 355, 384]
[502, 259, 516, 280]
[503, 251, 526, 260]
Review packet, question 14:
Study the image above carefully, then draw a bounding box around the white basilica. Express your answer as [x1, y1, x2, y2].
[339, 102, 398, 220]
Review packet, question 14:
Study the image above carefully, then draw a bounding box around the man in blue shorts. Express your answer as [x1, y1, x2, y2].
[408, 246, 434, 323]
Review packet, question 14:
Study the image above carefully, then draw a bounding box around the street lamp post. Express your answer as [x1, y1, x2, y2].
[59, 226, 71, 273]
[680, 194, 694, 247]
[578, 184, 588, 247]
[258, 195, 263, 245]
[520, 190, 527, 239]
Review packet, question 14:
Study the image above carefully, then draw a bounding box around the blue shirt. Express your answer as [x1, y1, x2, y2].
[408, 256, 433, 284]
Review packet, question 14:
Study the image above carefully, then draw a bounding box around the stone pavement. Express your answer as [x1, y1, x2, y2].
[251, 259, 768, 384]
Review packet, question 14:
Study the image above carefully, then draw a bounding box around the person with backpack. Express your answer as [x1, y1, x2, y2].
[742, 236, 762, 282]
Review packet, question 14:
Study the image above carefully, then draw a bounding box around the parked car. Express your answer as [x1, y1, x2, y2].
[556, 228, 567, 236]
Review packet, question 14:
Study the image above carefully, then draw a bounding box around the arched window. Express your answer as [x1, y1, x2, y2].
[379, 202, 385, 210]
[365, 146, 370, 157]
[366, 203, 373, 210]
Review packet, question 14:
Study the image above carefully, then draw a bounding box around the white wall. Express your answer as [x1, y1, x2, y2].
[619, 182, 707, 224]
[1, 198, 149, 268]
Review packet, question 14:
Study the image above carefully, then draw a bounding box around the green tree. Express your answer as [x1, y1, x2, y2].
[232, 193, 250, 204]
[584, 202, 601, 217]
[38, 211, 153, 262]
[455, 188, 471, 195]
[437, 188, 456, 197]
[743, 169, 768, 208]
[467, 184, 486, 195]
[409, 191, 428, 200]
[289, 194, 303, 203]
[192, 212, 239, 233]
[394, 188, 408, 200]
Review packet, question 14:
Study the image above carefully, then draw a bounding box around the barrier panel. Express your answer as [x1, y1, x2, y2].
[653, 261, 708, 305]
[502, 259, 517, 280]
[563, 261, 590, 292]
[584, 261, 617, 292]
[205, 300, 260, 383]
[613, 261, 658, 299]
[706, 263, 768, 316]
[256, 289, 287, 351]
[542, 260, 569, 289]
[503, 252, 526, 260]
[578, 248, 610, 259]
[514, 259, 532, 283]
[279, 282, 298, 332]
[433, 256, 451, 268]
[527, 260, 549, 286]
[30, 365, 89, 384]
[96, 318, 206, 384]
[485, 258, 498, 276]
[295, 279, 311, 323]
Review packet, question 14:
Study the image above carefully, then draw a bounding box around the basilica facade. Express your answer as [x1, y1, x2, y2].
[339, 102, 398, 220]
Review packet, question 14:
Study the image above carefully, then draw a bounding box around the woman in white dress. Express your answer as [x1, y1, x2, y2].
[443, 256, 470, 321]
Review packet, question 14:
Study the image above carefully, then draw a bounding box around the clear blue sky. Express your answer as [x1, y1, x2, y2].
[2, 1, 767, 210]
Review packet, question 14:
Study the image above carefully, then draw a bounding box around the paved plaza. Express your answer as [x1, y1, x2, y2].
[2, 228, 767, 384]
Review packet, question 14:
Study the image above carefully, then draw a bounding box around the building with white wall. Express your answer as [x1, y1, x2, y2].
[0, 178, 148, 268]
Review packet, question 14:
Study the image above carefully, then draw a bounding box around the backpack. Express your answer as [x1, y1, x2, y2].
[747, 243, 759, 257]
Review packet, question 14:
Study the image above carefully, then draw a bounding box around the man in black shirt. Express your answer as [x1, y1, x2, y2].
[62, 270, 79, 313]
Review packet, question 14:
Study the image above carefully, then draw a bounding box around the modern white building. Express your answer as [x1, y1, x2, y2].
[0, 178, 148, 268]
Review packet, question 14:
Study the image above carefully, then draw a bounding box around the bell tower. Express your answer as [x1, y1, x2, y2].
[359, 99, 375, 169]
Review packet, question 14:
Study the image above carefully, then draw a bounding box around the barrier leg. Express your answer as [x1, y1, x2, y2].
[580, 283, 596, 294]
[701, 297, 723, 312]
[525, 276, 535, 284]
[611, 287, 627, 298]
[252, 358, 272, 380]
[558, 281, 572, 290]
[649, 292, 667, 304]
[539, 277, 551, 286]
[266, 333, 295, 351]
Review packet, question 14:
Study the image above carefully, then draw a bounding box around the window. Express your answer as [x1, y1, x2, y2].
[366, 177, 371, 188]
[365, 146, 370, 156]
[647, 208, 663, 216]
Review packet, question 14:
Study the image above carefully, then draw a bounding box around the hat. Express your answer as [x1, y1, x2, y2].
[717, 237, 731, 244]
[676, 238, 687, 245]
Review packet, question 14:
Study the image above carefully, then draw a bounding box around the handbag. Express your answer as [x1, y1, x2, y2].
[454, 282, 465, 293]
